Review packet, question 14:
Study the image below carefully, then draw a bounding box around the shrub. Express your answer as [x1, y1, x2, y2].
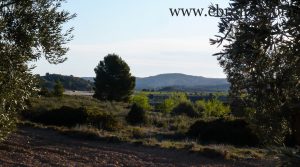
[169, 92, 189, 103]
[149, 112, 168, 129]
[130, 127, 146, 139]
[126, 104, 148, 125]
[156, 93, 189, 114]
[195, 99, 230, 118]
[194, 101, 205, 114]
[195, 100, 206, 115]
[156, 98, 175, 113]
[39, 86, 51, 97]
[25, 106, 88, 127]
[53, 80, 64, 97]
[172, 102, 199, 118]
[88, 112, 120, 131]
[187, 118, 260, 146]
[169, 116, 192, 132]
[130, 93, 152, 111]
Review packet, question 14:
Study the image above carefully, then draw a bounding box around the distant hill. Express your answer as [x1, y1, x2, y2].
[82, 77, 94, 82]
[40, 74, 93, 91]
[157, 85, 229, 92]
[135, 73, 229, 92]
[81, 73, 229, 92]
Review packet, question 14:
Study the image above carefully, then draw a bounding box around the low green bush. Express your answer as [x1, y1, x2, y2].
[169, 116, 192, 132]
[38, 87, 51, 97]
[195, 99, 230, 118]
[156, 93, 189, 113]
[156, 98, 175, 113]
[126, 104, 148, 125]
[88, 112, 120, 131]
[187, 118, 260, 146]
[171, 101, 199, 118]
[22, 104, 121, 131]
[148, 112, 168, 128]
[130, 93, 152, 111]
[22, 96, 129, 129]
[23, 106, 88, 127]
[130, 127, 146, 139]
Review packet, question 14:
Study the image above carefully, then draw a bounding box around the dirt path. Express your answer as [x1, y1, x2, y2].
[0, 126, 274, 167]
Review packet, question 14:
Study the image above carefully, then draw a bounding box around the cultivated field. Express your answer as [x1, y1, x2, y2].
[0, 126, 276, 167]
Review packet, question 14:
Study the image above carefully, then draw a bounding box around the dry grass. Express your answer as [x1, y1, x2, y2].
[19, 121, 272, 161]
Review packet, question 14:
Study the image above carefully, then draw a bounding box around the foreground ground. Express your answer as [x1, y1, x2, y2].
[0, 126, 276, 167]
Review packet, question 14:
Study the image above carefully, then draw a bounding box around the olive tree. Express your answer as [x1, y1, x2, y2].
[0, 0, 75, 140]
[210, 0, 300, 144]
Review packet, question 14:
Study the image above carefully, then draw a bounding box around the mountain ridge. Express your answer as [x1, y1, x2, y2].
[82, 73, 229, 91]
[135, 73, 228, 91]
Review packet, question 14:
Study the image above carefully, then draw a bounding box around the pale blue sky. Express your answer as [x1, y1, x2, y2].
[32, 0, 229, 78]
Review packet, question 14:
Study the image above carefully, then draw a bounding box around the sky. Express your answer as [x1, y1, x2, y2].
[32, 0, 230, 78]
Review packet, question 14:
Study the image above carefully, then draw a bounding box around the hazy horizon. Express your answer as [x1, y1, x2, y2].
[42, 72, 227, 79]
[32, 0, 229, 78]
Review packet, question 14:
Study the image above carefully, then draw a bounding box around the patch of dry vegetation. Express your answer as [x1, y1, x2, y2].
[18, 96, 284, 162]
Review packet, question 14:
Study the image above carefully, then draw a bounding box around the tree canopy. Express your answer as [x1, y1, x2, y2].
[0, 0, 75, 140]
[210, 0, 300, 144]
[94, 54, 135, 102]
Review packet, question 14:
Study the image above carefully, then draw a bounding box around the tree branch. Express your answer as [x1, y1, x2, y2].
[0, 1, 16, 9]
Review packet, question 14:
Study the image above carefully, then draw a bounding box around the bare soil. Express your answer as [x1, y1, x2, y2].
[0, 126, 275, 167]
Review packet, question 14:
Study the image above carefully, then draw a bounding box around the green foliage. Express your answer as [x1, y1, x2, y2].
[168, 115, 193, 132]
[157, 93, 189, 113]
[0, 0, 75, 139]
[21, 96, 128, 131]
[169, 92, 189, 104]
[39, 86, 51, 97]
[94, 54, 135, 102]
[130, 93, 152, 111]
[0, 110, 16, 141]
[23, 106, 88, 127]
[126, 104, 148, 125]
[195, 99, 230, 118]
[23, 105, 120, 131]
[188, 118, 260, 146]
[172, 101, 199, 118]
[210, 0, 300, 145]
[130, 127, 147, 139]
[53, 81, 64, 97]
[229, 97, 257, 120]
[27, 96, 129, 113]
[88, 112, 120, 131]
[157, 98, 175, 113]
